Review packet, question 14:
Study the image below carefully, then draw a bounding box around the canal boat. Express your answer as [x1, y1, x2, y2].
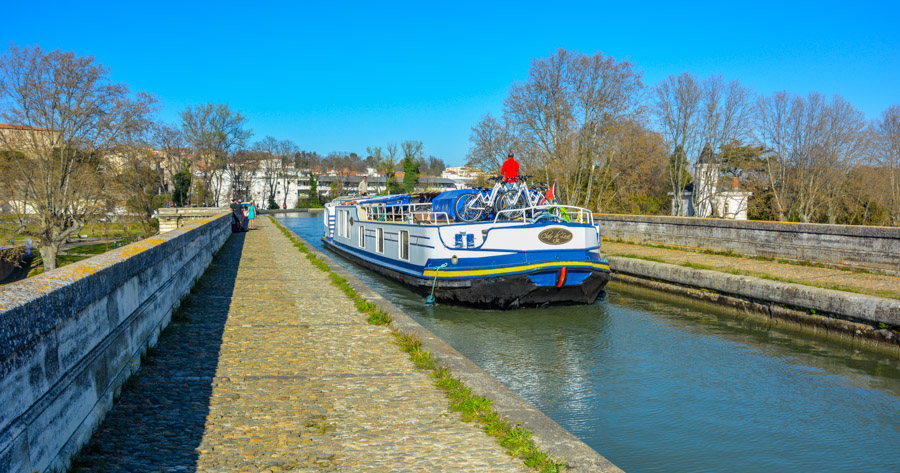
[321, 188, 610, 309]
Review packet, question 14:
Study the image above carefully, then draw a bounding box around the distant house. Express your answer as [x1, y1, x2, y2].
[441, 166, 484, 181]
[299, 175, 464, 199]
[670, 145, 752, 220]
[0, 124, 57, 151]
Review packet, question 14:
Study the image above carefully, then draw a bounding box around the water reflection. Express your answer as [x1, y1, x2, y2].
[279, 214, 900, 473]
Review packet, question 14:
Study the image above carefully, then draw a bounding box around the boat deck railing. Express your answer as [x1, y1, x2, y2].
[362, 202, 451, 225]
[494, 205, 595, 225]
[354, 200, 594, 226]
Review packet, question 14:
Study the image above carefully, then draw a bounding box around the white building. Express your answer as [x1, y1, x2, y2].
[441, 166, 484, 181]
[211, 169, 469, 208]
[671, 146, 752, 220]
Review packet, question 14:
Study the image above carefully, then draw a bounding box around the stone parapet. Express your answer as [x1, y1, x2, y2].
[598, 214, 900, 275]
[0, 214, 230, 473]
[157, 207, 229, 233]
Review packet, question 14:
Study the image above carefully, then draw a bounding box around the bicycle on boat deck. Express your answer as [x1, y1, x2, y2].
[454, 175, 560, 222]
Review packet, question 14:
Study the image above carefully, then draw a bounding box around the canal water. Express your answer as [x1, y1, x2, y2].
[277, 213, 900, 473]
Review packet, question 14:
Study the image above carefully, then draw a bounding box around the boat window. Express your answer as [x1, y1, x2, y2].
[337, 210, 343, 238]
[359, 226, 365, 248]
[345, 211, 352, 238]
[399, 230, 409, 261]
[377, 227, 384, 253]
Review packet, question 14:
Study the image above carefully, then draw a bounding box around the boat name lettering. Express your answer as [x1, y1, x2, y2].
[538, 228, 572, 245]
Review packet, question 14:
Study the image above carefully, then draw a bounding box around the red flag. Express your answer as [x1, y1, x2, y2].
[541, 181, 556, 205]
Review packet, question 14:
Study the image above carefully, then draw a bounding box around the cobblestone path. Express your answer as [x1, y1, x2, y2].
[602, 241, 900, 300]
[72, 219, 532, 472]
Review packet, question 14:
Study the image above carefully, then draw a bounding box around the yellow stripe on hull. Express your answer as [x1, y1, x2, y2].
[422, 261, 610, 278]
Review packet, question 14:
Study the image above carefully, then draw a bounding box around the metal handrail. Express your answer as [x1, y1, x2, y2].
[359, 202, 451, 225]
[493, 205, 594, 225]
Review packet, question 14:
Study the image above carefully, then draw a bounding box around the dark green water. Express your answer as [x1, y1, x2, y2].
[279, 214, 900, 473]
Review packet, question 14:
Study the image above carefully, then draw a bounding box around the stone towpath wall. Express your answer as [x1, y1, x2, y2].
[599, 214, 900, 275]
[0, 213, 229, 473]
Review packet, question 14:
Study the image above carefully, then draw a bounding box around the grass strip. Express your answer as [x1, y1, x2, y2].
[270, 216, 565, 472]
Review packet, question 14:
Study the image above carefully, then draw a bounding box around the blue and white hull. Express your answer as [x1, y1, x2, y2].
[322, 194, 610, 309]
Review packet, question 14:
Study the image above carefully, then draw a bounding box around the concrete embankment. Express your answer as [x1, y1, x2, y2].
[595, 215, 900, 348]
[606, 254, 900, 349]
[0, 213, 229, 473]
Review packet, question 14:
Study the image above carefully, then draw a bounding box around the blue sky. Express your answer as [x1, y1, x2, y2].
[4, 0, 899, 166]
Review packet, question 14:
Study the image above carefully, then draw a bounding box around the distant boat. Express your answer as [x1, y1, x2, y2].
[322, 186, 610, 309]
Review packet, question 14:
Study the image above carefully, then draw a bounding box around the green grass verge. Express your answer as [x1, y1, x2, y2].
[1, 221, 145, 244]
[269, 216, 566, 473]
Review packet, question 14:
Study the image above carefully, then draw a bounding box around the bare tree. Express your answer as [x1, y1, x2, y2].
[500, 49, 644, 209]
[653, 72, 701, 215]
[366, 146, 384, 194]
[115, 142, 163, 235]
[505, 49, 576, 197]
[274, 139, 299, 208]
[255, 136, 281, 207]
[151, 122, 188, 195]
[756, 92, 867, 222]
[401, 140, 423, 192]
[569, 51, 645, 209]
[819, 95, 869, 223]
[693, 76, 755, 216]
[602, 120, 669, 214]
[874, 105, 900, 225]
[225, 149, 261, 202]
[0, 45, 156, 271]
[424, 155, 446, 176]
[382, 143, 400, 192]
[180, 103, 251, 206]
[467, 113, 520, 173]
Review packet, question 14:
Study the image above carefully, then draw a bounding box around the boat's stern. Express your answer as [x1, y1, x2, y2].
[428, 221, 610, 309]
